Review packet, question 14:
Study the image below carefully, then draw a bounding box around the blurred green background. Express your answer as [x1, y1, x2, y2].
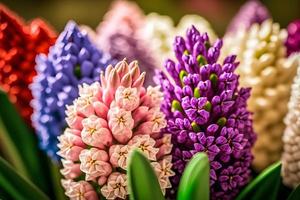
[1, 0, 299, 35]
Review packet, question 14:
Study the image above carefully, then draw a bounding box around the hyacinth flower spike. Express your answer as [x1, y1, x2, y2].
[94, 0, 159, 86]
[0, 5, 56, 127]
[142, 13, 175, 63]
[281, 54, 300, 188]
[58, 59, 174, 200]
[223, 20, 299, 171]
[31, 21, 113, 160]
[156, 26, 256, 200]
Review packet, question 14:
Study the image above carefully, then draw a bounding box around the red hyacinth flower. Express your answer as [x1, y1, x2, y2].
[0, 5, 56, 127]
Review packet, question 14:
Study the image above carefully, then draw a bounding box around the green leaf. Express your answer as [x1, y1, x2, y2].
[276, 181, 292, 200]
[236, 162, 281, 200]
[177, 152, 210, 200]
[287, 184, 300, 200]
[0, 156, 49, 200]
[0, 117, 27, 176]
[0, 90, 49, 193]
[127, 149, 165, 200]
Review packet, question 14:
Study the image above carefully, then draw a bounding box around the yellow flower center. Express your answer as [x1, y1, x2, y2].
[123, 91, 132, 99]
[119, 151, 126, 156]
[139, 143, 149, 152]
[117, 116, 126, 125]
[114, 182, 122, 189]
[153, 116, 161, 124]
[88, 127, 96, 134]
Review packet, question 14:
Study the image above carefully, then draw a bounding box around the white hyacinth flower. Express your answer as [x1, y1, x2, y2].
[281, 54, 300, 188]
[223, 19, 299, 171]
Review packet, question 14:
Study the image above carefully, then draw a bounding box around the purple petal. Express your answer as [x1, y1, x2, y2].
[220, 154, 231, 163]
[177, 131, 188, 143]
[185, 108, 197, 120]
[190, 97, 198, 107]
[182, 151, 192, 160]
[233, 134, 244, 142]
[194, 143, 205, 152]
[211, 161, 222, 170]
[195, 110, 210, 125]
[197, 132, 206, 144]
[198, 97, 208, 108]
[221, 182, 229, 191]
[210, 169, 217, 180]
[209, 144, 220, 154]
[222, 100, 235, 113]
[233, 142, 243, 150]
[189, 132, 198, 142]
[212, 95, 221, 105]
[206, 136, 215, 146]
[220, 144, 232, 154]
[207, 124, 219, 135]
[181, 96, 191, 110]
[219, 175, 229, 182]
[216, 136, 227, 145]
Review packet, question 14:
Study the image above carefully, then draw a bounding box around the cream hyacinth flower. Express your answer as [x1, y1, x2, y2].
[142, 13, 175, 60]
[221, 28, 248, 62]
[222, 20, 298, 171]
[281, 54, 300, 188]
[58, 59, 174, 199]
[143, 13, 217, 63]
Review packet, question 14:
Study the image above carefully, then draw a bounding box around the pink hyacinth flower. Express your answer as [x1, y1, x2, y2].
[58, 59, 174, 199]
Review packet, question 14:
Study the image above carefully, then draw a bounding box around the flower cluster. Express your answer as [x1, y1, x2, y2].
[92, 0, 158, 86]
[226, 0, 270, 35]
[31, 21, 113, 160]
[143, 13, 217, 63]
[142, 13, 175, 62]
[156, 26, 256, 199]
[281, 54, 300, 188]
[0, 5, 56, 126]
[285, 20, 300, 56]
[223, 20, 298, 171]
[58, 60, 174, 199]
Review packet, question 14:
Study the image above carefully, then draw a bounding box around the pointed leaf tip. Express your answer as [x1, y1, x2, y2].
[236, 162, 281, 200]
[177, 152, 210, 200]
[127, 149, 165, 200]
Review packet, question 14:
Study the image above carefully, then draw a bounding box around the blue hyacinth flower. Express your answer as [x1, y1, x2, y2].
[31, 21, 114, 160]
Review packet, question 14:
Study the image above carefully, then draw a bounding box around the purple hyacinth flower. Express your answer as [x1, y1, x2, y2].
[226, 0, 270, 35]
[285, 19, 300, 56]
[156, 26, 256, 200]
[30, 21, 113, 160]
[96, 0, 159, 86]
